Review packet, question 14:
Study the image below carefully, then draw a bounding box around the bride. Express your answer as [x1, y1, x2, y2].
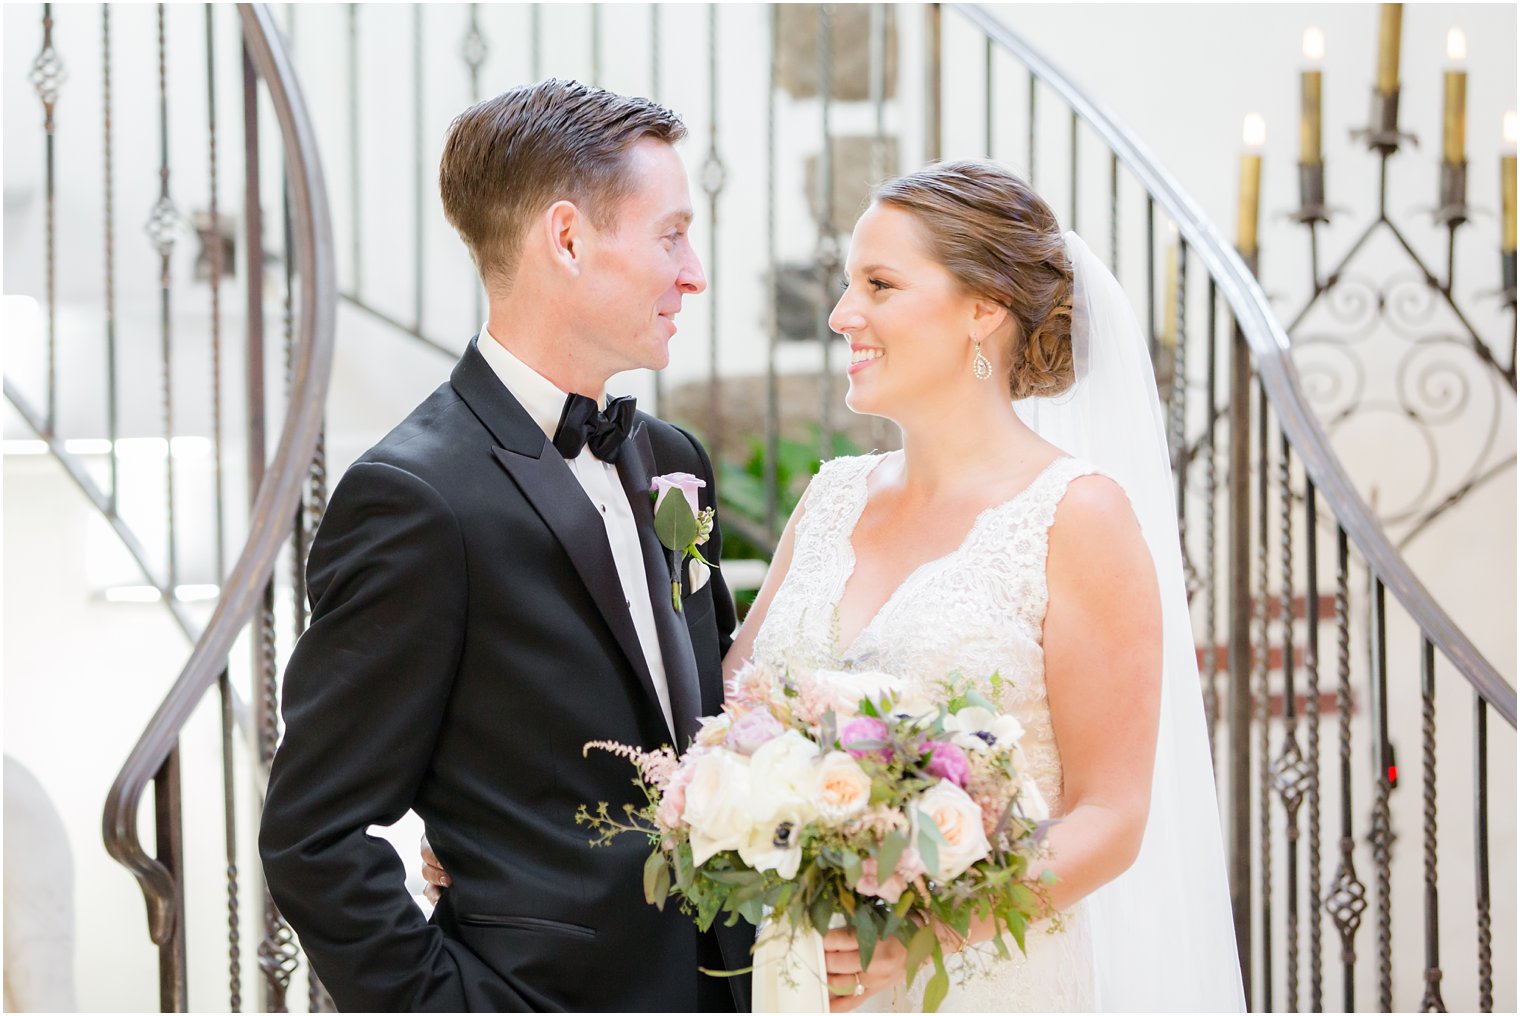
[728, 160, 1245, 1012]
[423, 159, 1246, 1012]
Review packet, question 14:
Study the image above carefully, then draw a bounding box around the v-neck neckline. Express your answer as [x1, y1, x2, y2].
[831, 452, 1071, 660]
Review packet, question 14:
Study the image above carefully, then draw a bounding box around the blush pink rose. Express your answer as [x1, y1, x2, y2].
[650, 472, 706, 517]
[725, 710, 784, 756]
[656, 758, 698, 830]
[855, 846, 925, 904]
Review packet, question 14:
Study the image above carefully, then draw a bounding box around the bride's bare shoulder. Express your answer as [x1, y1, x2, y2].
[1047, 471, 1150, 575]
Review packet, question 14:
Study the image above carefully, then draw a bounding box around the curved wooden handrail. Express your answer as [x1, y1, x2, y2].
[101, 2, 337, 943]
[954, 3, 1515, 725]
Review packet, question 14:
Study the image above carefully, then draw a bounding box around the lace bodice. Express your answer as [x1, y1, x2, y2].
[750, 451, 1101, 1011]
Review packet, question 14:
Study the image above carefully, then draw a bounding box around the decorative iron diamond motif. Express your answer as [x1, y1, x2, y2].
[1325, 861, 1369, 935]
[461, 27, 488, 70]
[29, 45, 67, 108]
[1271, 735, 1313, 813]
[145, 197, 181, 257]
[700, 155, 727, 197]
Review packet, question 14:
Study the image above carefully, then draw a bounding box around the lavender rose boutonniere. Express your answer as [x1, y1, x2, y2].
[649, 472, 716, 612]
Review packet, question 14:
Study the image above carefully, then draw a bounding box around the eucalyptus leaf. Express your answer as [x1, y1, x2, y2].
[877, 828, 908, 877]
[809, 893, 834, 937]
[854, 904, 879, 972]
[922, 958, 950, 1013]
[903, 922, 937, 989]
[643, 851, 666, 905]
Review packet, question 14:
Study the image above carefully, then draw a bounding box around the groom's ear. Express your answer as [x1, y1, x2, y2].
[544, 200, 586, 276]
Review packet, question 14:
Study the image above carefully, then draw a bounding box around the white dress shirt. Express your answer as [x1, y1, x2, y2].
[476, 326, 676, 740]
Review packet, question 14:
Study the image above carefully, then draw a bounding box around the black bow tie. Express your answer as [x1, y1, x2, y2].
[552, 393, 637, 463]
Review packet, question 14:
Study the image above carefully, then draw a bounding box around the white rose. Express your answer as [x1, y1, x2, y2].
[681, 749, 755, 865]
[814, 751, 873, 824]
[746, 730, 821, 815]
[736, 731, 821, 877]
[809, 668, 903, 720]
[942, 706, 1026, 754]
[913, 780, 992, 881]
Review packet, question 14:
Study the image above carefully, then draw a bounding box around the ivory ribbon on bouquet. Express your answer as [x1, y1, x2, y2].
[751, 916, 831, 1013]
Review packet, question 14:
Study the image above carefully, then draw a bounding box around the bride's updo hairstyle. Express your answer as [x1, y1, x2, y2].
[873, 160, 1076, 399]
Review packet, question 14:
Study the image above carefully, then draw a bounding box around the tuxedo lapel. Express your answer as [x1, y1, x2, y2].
[451, 341, 665, 719]
[617, 425, 705, 748]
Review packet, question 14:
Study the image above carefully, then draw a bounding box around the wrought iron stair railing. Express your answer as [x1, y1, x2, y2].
[8, 2, 335, 1009]
[8, 2, 1511, 1011]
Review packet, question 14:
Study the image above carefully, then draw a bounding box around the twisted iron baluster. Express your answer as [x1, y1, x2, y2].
[1108, 152, 1119, 279]
[1304, 480, 1323, 1011]
[203, 7, 241, 1007]
[148, 4, 181, 595]
[1370, 578, 1394, 1012]
[983, 33, 993, 157]
[702, 3, 725, 463]
[256, 585, 298, 1010]
[1255, 379, 1273, 1011]
[1170, 241, 1191, 592]
[244, 38, 298, 1008]
[815, 4, 838, 462]
[1419, 639, 1445, 1012]
[1068, 110, 1078, 232]
[1271, 434, 1307, 1011]
[1473, 693, 1492, 1012]
[30, 3, 65, 436]
[1324, 527, 1366, 1011]
[1026, 69, 1035, 186]
[462, 5, 487, 330]
[762, 4, 779, 540]
[649, 3, 663, 415]
[1203, 280, 1220, 760]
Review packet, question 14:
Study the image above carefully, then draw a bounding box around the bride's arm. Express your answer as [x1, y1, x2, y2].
[720, 483, 810, 681]
[1023, 473, 1162, 912]
[962, 473, 1162, 947]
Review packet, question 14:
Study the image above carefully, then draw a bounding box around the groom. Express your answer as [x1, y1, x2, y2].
[259, 80, 751, 1012]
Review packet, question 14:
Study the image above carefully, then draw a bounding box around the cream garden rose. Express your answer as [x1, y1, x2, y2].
[814, 751, 872, 823]
[807, 668, 904, 720]
[681, 749, 755, 865]
[914, 779, 992, 880]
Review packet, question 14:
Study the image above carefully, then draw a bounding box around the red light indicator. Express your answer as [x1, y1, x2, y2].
[1388, 765, 1398, 784]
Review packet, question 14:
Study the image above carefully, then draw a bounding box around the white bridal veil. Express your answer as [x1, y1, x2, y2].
[1014, 232, 1247, 1012]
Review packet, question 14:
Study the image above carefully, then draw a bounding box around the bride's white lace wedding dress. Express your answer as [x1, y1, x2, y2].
[751, 450, 1102, 1012]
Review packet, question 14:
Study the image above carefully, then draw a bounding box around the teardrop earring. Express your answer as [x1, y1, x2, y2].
[972, 339, 993, 381]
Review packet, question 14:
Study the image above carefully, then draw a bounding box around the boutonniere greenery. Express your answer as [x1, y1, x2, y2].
[650, 472, 716, 613]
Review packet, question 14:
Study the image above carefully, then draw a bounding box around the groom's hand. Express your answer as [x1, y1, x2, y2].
[419, 834, 451, 905]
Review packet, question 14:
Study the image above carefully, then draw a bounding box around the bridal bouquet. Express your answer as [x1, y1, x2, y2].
[577, 661, 1057, 1012]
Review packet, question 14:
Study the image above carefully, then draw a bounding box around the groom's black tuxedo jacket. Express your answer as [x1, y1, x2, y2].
[260, 339, 752, 1012]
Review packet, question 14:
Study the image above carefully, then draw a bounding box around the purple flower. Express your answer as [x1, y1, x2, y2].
[840, 717, 892, 761]
[725, 710, 784, 756]
[922, 740, 971, 788]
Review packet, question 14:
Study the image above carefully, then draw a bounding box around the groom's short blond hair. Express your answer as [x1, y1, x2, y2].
[439, 79, 687, 292]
